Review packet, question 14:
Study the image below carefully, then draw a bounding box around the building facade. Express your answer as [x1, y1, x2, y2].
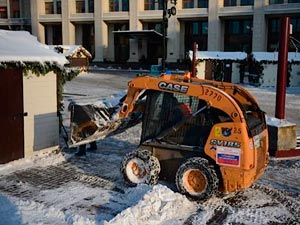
[0, 0, 31, 31]
[1, 0, 300, 64]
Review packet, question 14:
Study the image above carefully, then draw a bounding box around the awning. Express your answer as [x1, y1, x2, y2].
[113, 30, 164, 40]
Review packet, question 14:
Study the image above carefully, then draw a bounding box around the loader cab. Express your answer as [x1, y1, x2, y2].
[140, 90, 233, 149]
[139, 88, 267, 148]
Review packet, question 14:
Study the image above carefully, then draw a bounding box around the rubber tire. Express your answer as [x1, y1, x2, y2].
[121, 149, 160, 186]
[175, 157, 219, 201]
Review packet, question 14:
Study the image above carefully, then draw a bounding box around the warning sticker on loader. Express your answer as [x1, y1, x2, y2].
[216, 147, 241, 167]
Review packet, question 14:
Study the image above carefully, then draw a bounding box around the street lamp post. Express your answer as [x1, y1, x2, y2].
[161, 0, 177, 73]
[162, 0, 168, 72]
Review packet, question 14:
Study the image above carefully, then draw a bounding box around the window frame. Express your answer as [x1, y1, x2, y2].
[224, 0, 237, 7]
[224, 19, 253, 52]
[269, 0, 284, 4]
[76, 0, 85, 13]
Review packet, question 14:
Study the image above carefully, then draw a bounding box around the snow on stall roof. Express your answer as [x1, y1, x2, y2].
[189, 50, 300, 62]
[189, 51, 247, 60]
[0, 30, 68, 66]
[252, 52, 300, 62]
[49, 45, 92, 58]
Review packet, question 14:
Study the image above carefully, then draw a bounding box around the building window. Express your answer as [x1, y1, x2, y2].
[145, 0, 155, 10]
[122, 0, 129, 11]
[290, 18, 300, 52]
[88, 0, 94, 13]
[224, 19, 253, 52]
[45, 1, 61, 14]
[243, 20, 253, 34]
[114, 23, 129, 63]
[291, 17, 300, 36]
[109, 0, 128, 12]
[267, 18, 280, 51]
[268, 17, 300, 51]
[0, 7, 7, 18]
[82, 24, 95, 56]
[45, 24, 62, 45]
[158, 0, 164, 10]
[45, 2, 54, 14]
[198, 0, 208, 8]
[56, 0, 61, 14]
[183, 0, 194, 8]
[10, 0, 20, 18]
[148, 22, 163, 34]
[76, 0, 85, 13]
[110, 0, 119, 11]
[144, 0, 162, 10]
[269, 0, 284, 4]
[185, 21, 208, 52]
[53, 25, 62, 44]
[241, 0, 254, 6]
[224, 0, 237, 6]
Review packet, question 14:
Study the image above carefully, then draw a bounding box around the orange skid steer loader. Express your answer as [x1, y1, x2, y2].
[69, 73, 269, 201]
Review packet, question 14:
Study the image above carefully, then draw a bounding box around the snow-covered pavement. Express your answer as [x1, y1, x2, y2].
[0, 71, 300, 225]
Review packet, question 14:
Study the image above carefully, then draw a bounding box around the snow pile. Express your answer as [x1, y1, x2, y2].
[105, 184, 198, 225]
[68, 90, 126, 110]
[266, 116, 297, 127]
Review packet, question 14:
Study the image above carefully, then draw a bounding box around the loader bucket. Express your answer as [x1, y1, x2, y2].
[69, 104, 142, 147]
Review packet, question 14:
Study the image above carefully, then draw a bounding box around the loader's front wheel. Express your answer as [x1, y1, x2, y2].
[121, 149, 160, 186]
[176, 157, 219, 201]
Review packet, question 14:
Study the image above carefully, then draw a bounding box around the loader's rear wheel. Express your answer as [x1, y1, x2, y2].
[121, 149, 160, 186]
[176, 157, 219, 201]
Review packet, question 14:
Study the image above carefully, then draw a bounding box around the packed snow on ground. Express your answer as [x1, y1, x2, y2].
[0, 71, 300, 225]
[0, 150, 198, 225]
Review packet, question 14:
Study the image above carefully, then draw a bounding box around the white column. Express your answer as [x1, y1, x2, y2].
[179, 21, 186, 61]
[85, 0, 89, 13]
[93, 0, 107, 62]
[252, 0, 267, 51]
[208, 0, 222, 50]
[62, 0, 75, 45]
[106, 24, 114, 61]
[30, 0, 45, 43]
[47, 26, 53, 44]
[75, 25, 83, 44]
[166, 15, 180, 63]
[6, 0, 11, 18]
[127, 0, 140, 62]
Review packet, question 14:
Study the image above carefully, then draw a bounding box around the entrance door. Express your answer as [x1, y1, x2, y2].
[223, 61, 232, 82]
[205, 61, 213, 80]
[147, 40, 163, 64]
[0, 69, 24, 164]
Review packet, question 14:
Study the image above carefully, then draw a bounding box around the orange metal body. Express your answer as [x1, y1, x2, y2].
[119, 73, 269, 193]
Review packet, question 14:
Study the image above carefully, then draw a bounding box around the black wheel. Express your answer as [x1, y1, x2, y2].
[175, 157, 219, 201]
[121, 149, 160, 186]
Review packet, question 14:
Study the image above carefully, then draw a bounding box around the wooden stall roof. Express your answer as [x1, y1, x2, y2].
[49, 45, 92, 59]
